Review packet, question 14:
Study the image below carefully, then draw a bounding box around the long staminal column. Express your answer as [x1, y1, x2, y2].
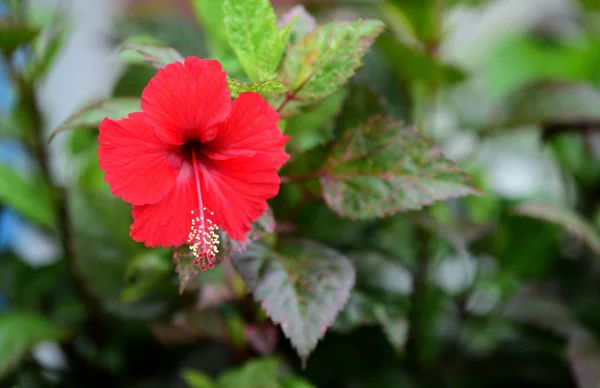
[187, 151, 220, 270]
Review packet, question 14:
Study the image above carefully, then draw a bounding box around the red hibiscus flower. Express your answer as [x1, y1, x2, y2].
[98, 57, 289, 270]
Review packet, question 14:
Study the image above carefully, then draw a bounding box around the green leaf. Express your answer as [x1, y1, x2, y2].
[223, 0, 292, 81]
[49, 97, 140, 141]
[118, 36, 184, 69]
[0, 20, 39, 56]
[376, 33, 465, 85]
[182, 369, 217, 388]
[514, 201, 600, 256]
[227, 78, 287, 98]
[0, 313, 67, 378]
[234, 239, 355, 363]
[282, 20, 385, 102]
[217, 358, 280, 388]
[320, 116, 480, 220]
[0, 165, 56, 228]
[285, 90, 347, 153]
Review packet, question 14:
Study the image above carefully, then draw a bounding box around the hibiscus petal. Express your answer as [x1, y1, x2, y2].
[130, 163, 197, 248]
[98, 113, 181, 206]
[204, 92, 290, 165]
[141, 57, 231, 144]
[202, 154, 286, 241]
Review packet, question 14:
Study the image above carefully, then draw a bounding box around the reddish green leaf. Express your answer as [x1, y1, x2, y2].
[233, 239, 355, 364]
[118, 37, 184, 69]
[282, 19, 385, 102]
[320, 116, 480, 219]
[49, 98, 140, 141]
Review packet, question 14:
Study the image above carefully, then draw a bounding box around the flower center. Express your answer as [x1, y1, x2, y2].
[187, 149, 220, 271]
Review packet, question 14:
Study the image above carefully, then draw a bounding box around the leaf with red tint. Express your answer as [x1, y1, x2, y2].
[320, 116, 481, 220]
[233, 239, 355, 364]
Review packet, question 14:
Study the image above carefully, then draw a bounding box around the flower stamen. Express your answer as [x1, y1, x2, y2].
[187, 151, 220, 271]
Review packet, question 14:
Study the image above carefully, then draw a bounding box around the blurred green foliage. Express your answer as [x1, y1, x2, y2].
[2, 0, 600, 387]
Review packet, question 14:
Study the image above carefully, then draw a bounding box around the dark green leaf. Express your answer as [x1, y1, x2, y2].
[281, 376, 317, 388]
[285, 90, 347, 153]
[0, 165, 55, 228]
[118, 36, 184, 69]
[282, 20, 385, 102]
[223, 0, 292, 81]
[376, 33, 465, 85]
[227, 78, 287, 98]
[0, 20, 39, 56]
[320, 116, 480, 220]
[515, 201, 600, 256]
[217, 358, 280, 388]
[49, 98, 140, 141]
[0, 313, 67, 378]
[234, 239, 356, 362]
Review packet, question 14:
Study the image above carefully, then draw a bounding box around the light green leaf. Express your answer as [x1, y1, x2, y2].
[285, 90, 347, 153]
[515, 201, 600, 256]
[182, 369, 217, 388]
[49, 97, 140, 141]
[0, 165, 55, 228]
[217, 358, 280, 388]
[223, 0, 292, 81]
[118, 36, 184, 69]
[0, 313, 67, 378]
[282, 20, 385, 102]
[227, 78, 287, 98]
[233, 239, 355, 363]
[320, 116, 480, 220]
[0, 20, 39, 56]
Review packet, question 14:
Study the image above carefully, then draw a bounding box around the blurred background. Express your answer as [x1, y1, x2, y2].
[2, 0, 600, 386]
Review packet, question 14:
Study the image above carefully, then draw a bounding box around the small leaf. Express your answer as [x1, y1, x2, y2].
[49, 98, 140, 141]
[118, 36, 184, 69]
[320, 116, 480, 220]
[282, 20, 385, 102]
[182, 369, 217, 388]
[0, 313, 67, 378]
[0, 164, 56, 228]
[227, 78, 287, 98]
[234, 239, 356, 363]
[223, 0, 292, 81]
[0, 20, 39, 56]
[217, 358, 280, 388]
[515, 201, 600, 256]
